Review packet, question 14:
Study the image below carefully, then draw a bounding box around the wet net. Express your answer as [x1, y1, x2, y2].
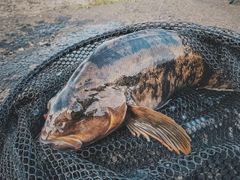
[1, 22, 240, 179]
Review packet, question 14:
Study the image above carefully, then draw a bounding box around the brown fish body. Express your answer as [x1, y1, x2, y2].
[40, 29, 229, 154]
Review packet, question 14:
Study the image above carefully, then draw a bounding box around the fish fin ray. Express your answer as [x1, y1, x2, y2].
[126, 105, 191, 155]
[127, 122, 151, 141]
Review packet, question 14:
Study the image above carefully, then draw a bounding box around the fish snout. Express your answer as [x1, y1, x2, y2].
[40, 126, 54, 140]
[41, 113, 67, 139]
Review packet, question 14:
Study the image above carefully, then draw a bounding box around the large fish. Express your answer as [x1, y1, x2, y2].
[40, 29, 231, 155]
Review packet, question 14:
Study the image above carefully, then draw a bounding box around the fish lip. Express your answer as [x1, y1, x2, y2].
[40, 137, 82, 150]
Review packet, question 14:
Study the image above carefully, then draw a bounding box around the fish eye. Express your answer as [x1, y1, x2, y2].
[69, 103, 84, 120]
[71, 111, 83, 120]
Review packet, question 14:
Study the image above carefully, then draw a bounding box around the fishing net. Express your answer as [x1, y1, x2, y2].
[1, 22, 240, 179]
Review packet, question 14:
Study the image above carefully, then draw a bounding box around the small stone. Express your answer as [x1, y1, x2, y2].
[28, 41, 34, 47]
[18, 47, 24, 51]
[0, 88, 10, 102]
[39, 41, 50, 46]
[13, 58, 18, 63]
[29, 64, 38, 70]
[3, 75, 22, 82]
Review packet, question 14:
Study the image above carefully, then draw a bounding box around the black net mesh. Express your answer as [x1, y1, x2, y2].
[1, 22, 240, 179]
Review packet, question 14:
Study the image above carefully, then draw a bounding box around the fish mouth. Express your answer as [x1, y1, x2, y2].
[40, 136, 83, 151]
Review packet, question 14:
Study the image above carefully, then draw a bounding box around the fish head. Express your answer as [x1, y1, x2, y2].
[40, 86, 127, 151]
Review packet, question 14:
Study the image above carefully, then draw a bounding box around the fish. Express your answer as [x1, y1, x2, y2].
[40, 29, 232, 155]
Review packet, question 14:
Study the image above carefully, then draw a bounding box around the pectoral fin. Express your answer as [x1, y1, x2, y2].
[105, 102, 127, 136]
[126, 105, 191, 155]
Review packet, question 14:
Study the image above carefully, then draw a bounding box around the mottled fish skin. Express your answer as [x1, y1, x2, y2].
[40, 29, 230, 153]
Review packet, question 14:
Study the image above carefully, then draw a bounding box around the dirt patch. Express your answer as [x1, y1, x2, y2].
[0, 0, 240, 105]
